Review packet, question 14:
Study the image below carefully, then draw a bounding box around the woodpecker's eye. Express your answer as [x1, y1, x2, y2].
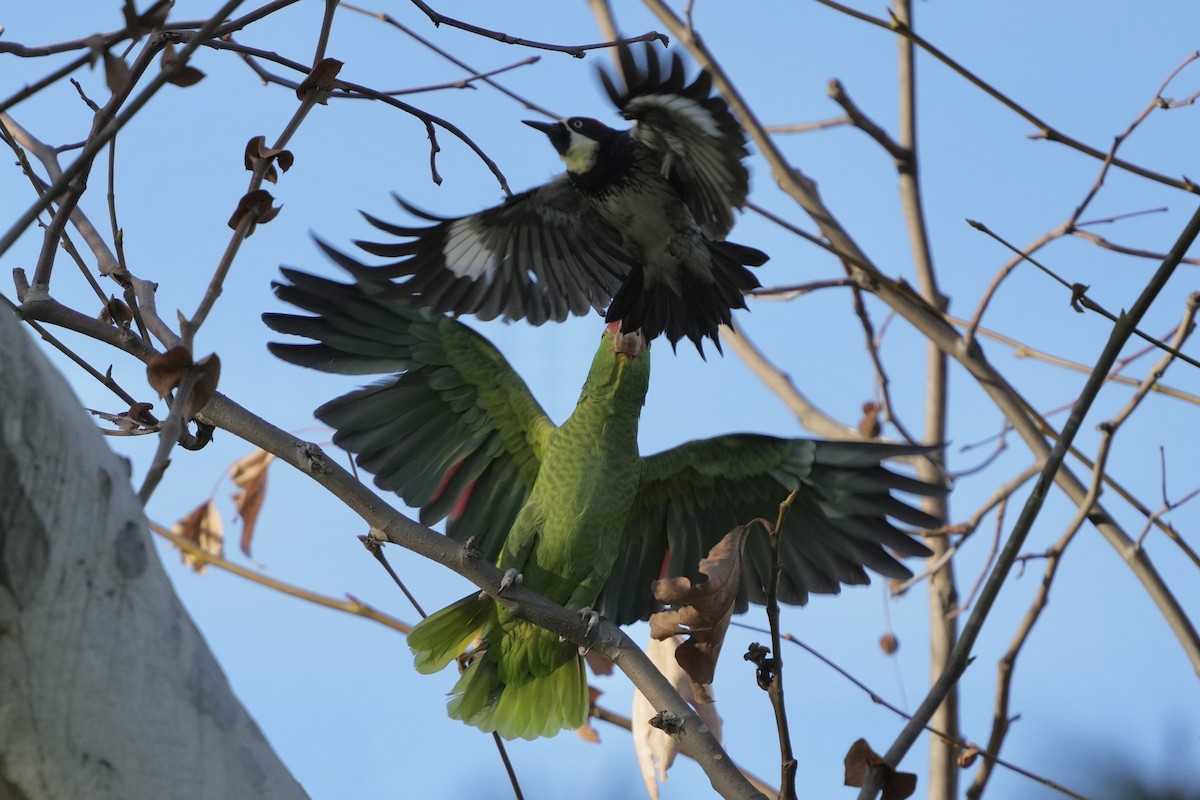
[570, 119, 584, 130]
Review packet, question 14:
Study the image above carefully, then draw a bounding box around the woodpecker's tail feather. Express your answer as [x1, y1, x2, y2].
[606, 239, 765, 356]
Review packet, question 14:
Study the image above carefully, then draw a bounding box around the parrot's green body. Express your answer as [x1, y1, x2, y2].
[266, 269, 939, 740]
[408, 325, 648, 738]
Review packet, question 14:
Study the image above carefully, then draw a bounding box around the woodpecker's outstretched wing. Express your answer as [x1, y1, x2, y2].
[263, 269, 554, 560]
[601, 43, 752, 240]
[596, 436, 940, 626]
[320, 180, 637, 328]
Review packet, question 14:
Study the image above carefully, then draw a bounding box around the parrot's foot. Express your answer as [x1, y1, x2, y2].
[499, 568, 522, 592]
[479, 568, 522, 600]
[574, 607, 601, 654]
[462, 536, 481, 559]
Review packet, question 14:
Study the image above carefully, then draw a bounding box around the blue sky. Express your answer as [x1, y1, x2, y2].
[3, 2, 1200, 798]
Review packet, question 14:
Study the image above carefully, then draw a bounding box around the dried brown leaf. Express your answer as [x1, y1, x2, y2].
[296, 58, 343, 103]
[584, 649, 614, 677]
[879, 632, 899, 655]
[146, 346, 192, 397]
[123, 0, 169, 34]
[128, 401, 156, 426]
[1070, 282, 1089, 313]
[89, 401, 158, 433]
[103, 49, 131, 96]
[161, 42, 205, 87]
[84, 34, 107, 68]
[183, 353, 220, 419]
[844, 738, 917, 800]
[957, 746, 980, 769]
[243, 136, 294, 184]
[172, 499, 224, 574]
[230, 448, 274, 558]
[633, 636, 724, 800]
[99, 295, 133, 328]
[575, 718, 601, 744]
[858, 400, 881, 438]
[648, 524, 752, 687]
[227, 189, 280, 234]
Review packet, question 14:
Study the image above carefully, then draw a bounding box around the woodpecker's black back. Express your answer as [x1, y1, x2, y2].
[324, 43, 766, 355]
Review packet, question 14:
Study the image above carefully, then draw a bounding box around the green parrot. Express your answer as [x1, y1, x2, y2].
[264, 269, 939, 741]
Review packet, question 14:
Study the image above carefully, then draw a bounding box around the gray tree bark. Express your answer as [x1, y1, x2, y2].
[0, 309, 308, 800]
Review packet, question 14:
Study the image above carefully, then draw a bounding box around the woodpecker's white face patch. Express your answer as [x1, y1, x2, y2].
[443, 218, 500, 280]
[562, 130, 600, 174]
[627, 93, 720, 138]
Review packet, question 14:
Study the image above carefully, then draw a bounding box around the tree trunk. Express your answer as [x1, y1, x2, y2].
[0, 310, 308, 800]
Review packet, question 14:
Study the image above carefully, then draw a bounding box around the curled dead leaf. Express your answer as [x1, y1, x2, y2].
[89, 401, 158, 434]
[146, 346, 193, 397]
[161, 43, 206, 87]
[127, 401, 156, 426]
[99, 295, 133, 328]
[957, 745, 980, 769]
[183, 353, 220, 419]
[296, 58, 343, 103]
[122, 0, 169, 35]
[844, 738, 917, 800]
[145, 347, 219, 419]
[228, 189, 281, 234]
[230, 448, 274, 558]
[743, 641, 775, 690]
[244, 136, 294, 184]
[1069, 283, 1089, 313]
[648, 524, 753, 688]
[858, 400, 881, 438]
[172, 499, 224, 574]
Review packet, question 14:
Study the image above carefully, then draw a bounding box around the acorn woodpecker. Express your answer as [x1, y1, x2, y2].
[321, 43, 767, 353]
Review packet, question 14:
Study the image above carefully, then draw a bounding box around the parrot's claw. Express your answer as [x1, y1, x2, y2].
[574, 607, 601, 654]
[462, 536, 481, 559]
[481, 568, 522, 600]
[498, 568, 522, 593]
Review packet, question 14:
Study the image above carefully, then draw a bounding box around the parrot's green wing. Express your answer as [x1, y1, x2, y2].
[264, 268, 554, 560]
[597, 435, 941, 626]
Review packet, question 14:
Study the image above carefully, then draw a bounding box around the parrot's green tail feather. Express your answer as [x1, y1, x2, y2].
[449, 650, 588, 741]
[410, 596, 589, 739]
[408, 593, 496, 674]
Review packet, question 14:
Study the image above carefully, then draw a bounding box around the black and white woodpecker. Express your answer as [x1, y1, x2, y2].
[320, 44, 767, 354]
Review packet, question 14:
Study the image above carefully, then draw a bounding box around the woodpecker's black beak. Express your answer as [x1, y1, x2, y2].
[523, 119, 570, 156]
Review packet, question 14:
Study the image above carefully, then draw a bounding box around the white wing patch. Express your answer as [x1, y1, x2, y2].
[444, 218, 501, 280]
[627, 93, 721, 138]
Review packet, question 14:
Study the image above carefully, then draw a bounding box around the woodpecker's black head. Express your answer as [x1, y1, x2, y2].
[523, 117, 615, 174]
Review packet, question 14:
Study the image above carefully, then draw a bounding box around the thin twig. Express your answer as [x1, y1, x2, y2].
[340, 3, 557, 116]
[407, 0, 667, 58]
[765, 116, 850, 134]
[764, 496, 799, 799]
[0, 1, 249, 271]
[149, 519, 414, 632]
[810, 0, 1197, 193]
[968, 220, 1200, 371]
[731, 622, 1092, 800]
